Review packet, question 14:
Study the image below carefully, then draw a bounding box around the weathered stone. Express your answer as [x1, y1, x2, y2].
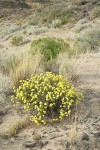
[93, 132, 100, 138]
[0, 110, 7, 116]
[24, 141, 37, 148]
[65, 141, 70, 148]
[81, 133, 89, 141]
[32, 134, 42, 141]
[10, 137, 15, 143]
[50, 134, 63, 140]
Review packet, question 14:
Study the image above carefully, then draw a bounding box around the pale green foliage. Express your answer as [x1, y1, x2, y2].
[11, 72, 83, 125]
[31, 37, 70, 62]
[30, 37, 71, 71]
[74, 27, 100, 52]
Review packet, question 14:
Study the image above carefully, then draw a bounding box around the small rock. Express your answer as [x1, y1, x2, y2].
[0, 110, 7, 116]
[50, 134, 63, 140]
[81, 133, 89, 141]
[93, 132, 100, 138]
[0, 117, 2, 124]
[33, 134, 42, 141]
[62, 125, 71, 130]
[42, 140, 48, 146]
[30, 149, 37, 150]
[35, 140, 48, 148]
[24, 141, 37, 148]
[65, 141, 70, 148]
[10, 137, 15, 143]
[43, 131, 47, 134]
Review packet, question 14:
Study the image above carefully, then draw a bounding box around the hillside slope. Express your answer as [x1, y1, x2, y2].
[0, 0, 100, 150]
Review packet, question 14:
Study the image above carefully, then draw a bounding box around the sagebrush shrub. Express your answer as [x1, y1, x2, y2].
[74, 27, 100, 52]
[30, 37, 71, 71]
[31, 37, 70, 61]
[11, 72, 83, 125]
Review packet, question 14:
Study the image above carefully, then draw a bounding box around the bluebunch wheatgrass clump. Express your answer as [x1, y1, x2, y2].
[11, 72, 83, 125]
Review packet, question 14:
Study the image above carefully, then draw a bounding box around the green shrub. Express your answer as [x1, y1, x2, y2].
[11, 36, 23, 46]
[31, 37, 70, 61]
[30, 37, 72, 71]
[11, 72, 83, 125]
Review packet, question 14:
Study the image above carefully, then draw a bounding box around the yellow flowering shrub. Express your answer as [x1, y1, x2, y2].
[11, 72, 83, 125]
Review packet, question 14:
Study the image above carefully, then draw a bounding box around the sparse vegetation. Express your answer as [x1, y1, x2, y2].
[7, 118, 29, 136]
[91, 6, 100, 18]
[32, 3, 74, 26]
[11, 36, 23, 46]
[74, 27, 100, 53]
[0, 1, 100, 149]
[9, 53, 43, 87]
[0, 117, 30, 138]
[51, 19, 62, 28]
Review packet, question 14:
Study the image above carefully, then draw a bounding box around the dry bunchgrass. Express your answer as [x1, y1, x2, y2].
[55, 50, 92, 84]
[56, 52, 78, 82]
[10, 52, 44, 87]
[68, 124, 82, 148]
[0, 116, 30, 138]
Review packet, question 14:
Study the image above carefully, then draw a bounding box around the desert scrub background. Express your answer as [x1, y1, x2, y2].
[11, 72, 83, 125]
[74, 26, 100, 53]
[30, 2, 73, 26]
[27, 0, 99, 27]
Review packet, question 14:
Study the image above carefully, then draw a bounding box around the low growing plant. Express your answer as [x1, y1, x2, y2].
[11, 72, 83, 125]
[11, 36, 23, 46]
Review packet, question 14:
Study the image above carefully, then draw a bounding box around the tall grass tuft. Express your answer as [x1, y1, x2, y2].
[9, 53, 44, 87]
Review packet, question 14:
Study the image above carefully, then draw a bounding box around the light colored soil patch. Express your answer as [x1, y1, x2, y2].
[0, 109, 24, 133]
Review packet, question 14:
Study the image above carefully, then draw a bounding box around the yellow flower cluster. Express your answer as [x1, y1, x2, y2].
[11, 72, 83, 125]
